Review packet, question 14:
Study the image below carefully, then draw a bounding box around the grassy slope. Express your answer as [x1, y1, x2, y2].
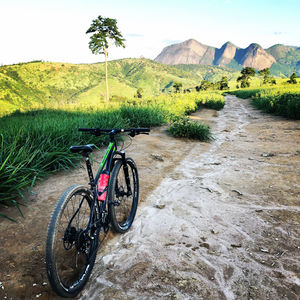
[0, 58, 238, 116]
[266, 45, 300, 77]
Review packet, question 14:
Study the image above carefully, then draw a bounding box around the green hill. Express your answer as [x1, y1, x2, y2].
[266, 44, 300, 77]
[0, 58, 240, 116]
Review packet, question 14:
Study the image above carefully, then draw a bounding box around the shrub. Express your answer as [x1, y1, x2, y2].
[169, 116, 212, 141]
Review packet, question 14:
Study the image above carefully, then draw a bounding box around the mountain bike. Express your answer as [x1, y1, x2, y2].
[45, 127, 150, 298]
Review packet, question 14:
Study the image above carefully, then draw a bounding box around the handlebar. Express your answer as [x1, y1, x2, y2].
[78, 127, 150, 137]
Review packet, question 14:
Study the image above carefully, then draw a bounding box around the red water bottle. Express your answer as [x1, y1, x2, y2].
[97, 170, 109, 201]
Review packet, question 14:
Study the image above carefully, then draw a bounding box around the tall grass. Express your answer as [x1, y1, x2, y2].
[0, 92, 224, 216]
[228, 85, 300, 119]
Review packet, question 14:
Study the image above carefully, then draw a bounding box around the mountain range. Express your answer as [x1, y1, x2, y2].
[155, 39, 300, 76]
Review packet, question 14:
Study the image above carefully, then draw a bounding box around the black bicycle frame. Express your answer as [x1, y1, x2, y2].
[83, 138, 131, 234]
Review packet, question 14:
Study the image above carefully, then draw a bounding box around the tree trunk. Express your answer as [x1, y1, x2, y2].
[104, 49, 109, 102]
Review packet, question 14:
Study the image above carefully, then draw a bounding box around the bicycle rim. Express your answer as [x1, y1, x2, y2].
[46, 186, 99, 297]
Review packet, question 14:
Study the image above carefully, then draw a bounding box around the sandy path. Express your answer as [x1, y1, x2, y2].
[0, 95, 299, 299]
[80, 95, 300, 300]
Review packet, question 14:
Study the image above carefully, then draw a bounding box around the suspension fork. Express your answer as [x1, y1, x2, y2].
[115, 151, 132, 196]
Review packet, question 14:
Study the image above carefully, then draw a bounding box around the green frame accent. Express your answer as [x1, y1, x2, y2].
[95, 142, 116, 180]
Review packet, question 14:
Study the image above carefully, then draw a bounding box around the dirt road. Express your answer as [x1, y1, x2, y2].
[0, 95, 299, 299]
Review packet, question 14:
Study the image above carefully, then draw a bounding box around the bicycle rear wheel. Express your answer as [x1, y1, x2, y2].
[108, 158, 139, 233]
[46, 185, 99, 298]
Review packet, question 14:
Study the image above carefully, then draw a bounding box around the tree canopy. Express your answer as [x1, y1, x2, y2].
[86, 16, 125, 55]
[237, 67, 256, 88]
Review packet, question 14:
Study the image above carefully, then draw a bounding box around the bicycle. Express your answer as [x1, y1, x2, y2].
[45, 127, 150, 298]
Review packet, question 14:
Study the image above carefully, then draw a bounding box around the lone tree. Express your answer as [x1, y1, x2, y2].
[258, 68, 271, 84]
[136, 88, 143, 98]
[86, 16, 125, 102]
[173, 82, 182, 93]
[237, 67, 256, 88]
[287, 72, 297, 84]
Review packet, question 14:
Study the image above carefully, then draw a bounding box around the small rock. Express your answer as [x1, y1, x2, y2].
[232, 189, 243, 196]
[231, 243, 242, 248]
[42, 282, 47, 286]
[185, 244, 192, 248]
[154, 204, 165, 209]
[123, 243, 134, 249]
[210, 229, 219, 234]
[150, 154, 164, 161]
[260, 248, 269, 253]
[261, 153, 275, 157]
[200, 187, 213, 193]
[255, 209, 263, 212]
[32, 283, 37, 287]
[199, 243, 210, 249]
[36, 294, 42, 298]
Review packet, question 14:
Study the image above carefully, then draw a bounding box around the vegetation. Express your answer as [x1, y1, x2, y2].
[2, 56, 300, 218]
[267, 45, 300, 77]
[0, 59, 238, 117]
[169, 116, 211, 140]
[86, 16, 125, 102]
[135, 88, 143, 98]
[195, 76, 229, 92]
[0, 91, 224, 216]
[287, 72, 297, 84]
[228, 85, 300, 119]
[237, 67, 256, 88]
[173, 82, 183, 93]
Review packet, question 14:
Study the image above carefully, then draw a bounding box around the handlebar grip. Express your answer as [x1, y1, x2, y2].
[139, 128, 150, 132]
[132, 128, 150, 133]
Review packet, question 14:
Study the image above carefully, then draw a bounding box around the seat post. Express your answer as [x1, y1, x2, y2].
[85, 155, 95, 188]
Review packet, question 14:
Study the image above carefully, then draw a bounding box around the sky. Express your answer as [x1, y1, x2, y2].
[0, 0, 299, 65]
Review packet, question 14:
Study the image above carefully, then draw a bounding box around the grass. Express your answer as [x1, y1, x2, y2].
[169, 116, 212, 140]
[0, 91, 224, 217]
[0, 59, 235, 117]
[228, 84, 300, 119]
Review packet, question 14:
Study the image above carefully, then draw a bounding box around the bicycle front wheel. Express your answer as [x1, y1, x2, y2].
[108, 158, 139, 233]
[46, 185, 99, 298]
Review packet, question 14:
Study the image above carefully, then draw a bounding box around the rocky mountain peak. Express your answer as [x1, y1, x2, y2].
[155, 39, 277, 70]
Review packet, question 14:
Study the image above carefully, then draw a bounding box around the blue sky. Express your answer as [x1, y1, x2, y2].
[0, 0, 299, 65]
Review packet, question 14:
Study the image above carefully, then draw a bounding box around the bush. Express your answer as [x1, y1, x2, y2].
[169, 116, 212, 141]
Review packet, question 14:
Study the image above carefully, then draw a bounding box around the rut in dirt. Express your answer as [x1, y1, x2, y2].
[79, 95, 300, 300]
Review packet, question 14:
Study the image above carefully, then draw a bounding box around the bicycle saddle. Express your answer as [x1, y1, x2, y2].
[70, 144, 95, 154]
